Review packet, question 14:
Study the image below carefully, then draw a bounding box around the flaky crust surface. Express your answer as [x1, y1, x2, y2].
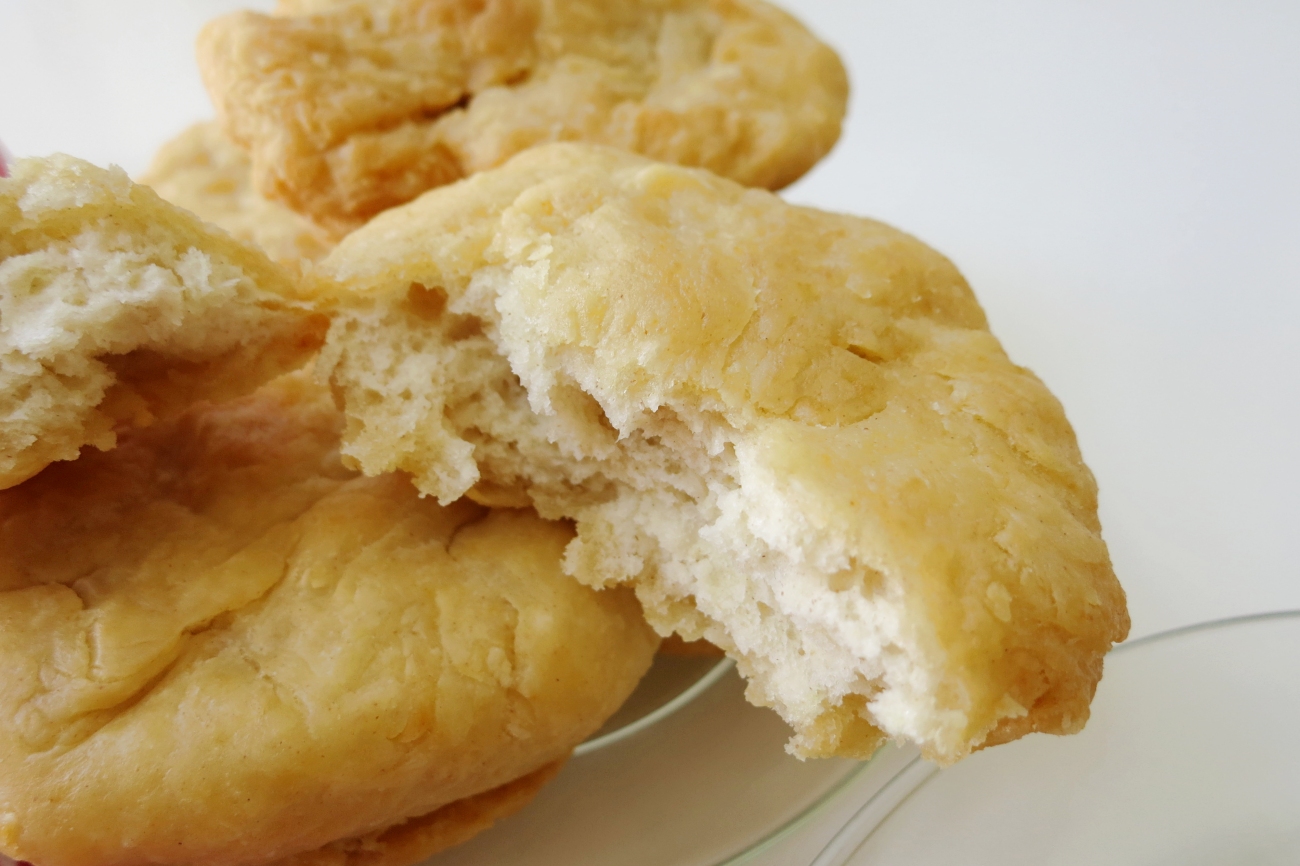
[0, 155, 327, 489]
[314, 143, 1130, 764]
[198, 0, 848, 233]
[0, 373, 657, 866]
[141, 122, 336, 269]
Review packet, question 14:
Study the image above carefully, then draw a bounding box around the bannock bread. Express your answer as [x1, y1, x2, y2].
[313, 143, 1130, 764]
[198, 0, 849, 233]
[0, 155, 327, 490]
[141, 122, 336, 269]
[0, 373, 658, 866]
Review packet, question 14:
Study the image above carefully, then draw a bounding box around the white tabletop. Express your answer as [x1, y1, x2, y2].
[3, 1, 1298, 862]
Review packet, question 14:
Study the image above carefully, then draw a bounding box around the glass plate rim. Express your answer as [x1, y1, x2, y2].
[717, 744, 879, 866]
[574, 657, 737, 757]
[575, 650, 881, 866]
[573, 651, 882, 866]
[810, 608, 1300, 866]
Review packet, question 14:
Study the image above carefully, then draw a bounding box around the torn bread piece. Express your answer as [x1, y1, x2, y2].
[0, 372, 657, 866]
[0, 154, 327, 489]
[141, 121, 336, 269]
[198, 0, 848, 233]
[314, 143, 1130, 764]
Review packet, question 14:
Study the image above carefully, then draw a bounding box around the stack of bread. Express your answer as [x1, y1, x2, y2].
[0, 2, 1129, 865]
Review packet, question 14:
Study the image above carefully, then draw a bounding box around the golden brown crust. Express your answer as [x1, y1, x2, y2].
[0, 154, 327, 490]
[0, 373, 657, 866]
[198, 0, 848, 233]
[313, 143, 1129, 764]
[273, 760, 563, 866]
[141, 122, 336, 269]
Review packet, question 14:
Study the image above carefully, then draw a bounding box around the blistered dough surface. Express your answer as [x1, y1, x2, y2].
[199, 0, 848, 232]
[142, 122, 336, 268]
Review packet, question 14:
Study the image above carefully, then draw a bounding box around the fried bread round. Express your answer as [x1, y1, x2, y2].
[141, 122, 336, 270]
[0, 373, 658, 866]
[0, 155, 327, 490]
[313, 143, 1130, 765]
[197, 0, 848, 233]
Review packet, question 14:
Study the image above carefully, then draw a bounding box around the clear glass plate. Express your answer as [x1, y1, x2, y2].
[574, 653, 735, 755]
[814, 611, 1300, 866]
[428, 653, 876, 866]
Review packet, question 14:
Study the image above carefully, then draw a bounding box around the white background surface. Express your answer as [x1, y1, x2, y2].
[2, 1, 1298, 862]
